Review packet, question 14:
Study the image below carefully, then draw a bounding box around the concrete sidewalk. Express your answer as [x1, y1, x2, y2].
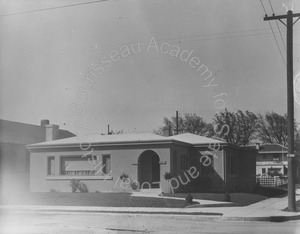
[1, 194, 300, 222]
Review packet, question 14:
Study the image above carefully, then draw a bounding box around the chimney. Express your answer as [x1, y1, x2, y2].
[255, 142, 260, 150]
[41, 119, 50, 127]
[45, 124, 59, 141]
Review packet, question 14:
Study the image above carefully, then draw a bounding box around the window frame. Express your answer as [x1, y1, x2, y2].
[45, 154, 113, 180]
[47, 156, 55, 176]
[180, 154, 189, 171]
[102, 154, 111, 175]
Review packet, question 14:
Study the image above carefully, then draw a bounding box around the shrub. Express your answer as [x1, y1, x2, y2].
[77, 182, 89, 193]
[163, 172, 173, 180]
[120, 172, 129, 181]
[185, 194, 193, 203]
[70, 179, 80, 193]
[224, 192, 231, 202]
[130, 180, 139, 191]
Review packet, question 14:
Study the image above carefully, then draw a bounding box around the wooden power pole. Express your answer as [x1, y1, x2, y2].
[264, 10, 300, 212]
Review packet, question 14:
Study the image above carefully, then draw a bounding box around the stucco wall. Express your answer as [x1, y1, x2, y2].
[0, 143, 29, 195]
[224, 146, 256, 192]
[30, 144, 172, 193]
[168, 145, 225, 193]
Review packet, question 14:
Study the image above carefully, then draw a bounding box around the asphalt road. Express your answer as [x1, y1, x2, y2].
[0, 210, 299, 234]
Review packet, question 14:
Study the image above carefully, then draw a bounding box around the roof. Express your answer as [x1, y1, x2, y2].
[249, 144, 288, 154]
[27, 132, 226, 149]
[0, 119, 75, 145]
[27, 133, 170, 148]
[168, 133, 225, 146]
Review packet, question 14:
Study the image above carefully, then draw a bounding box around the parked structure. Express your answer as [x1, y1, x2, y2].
[0, 119, 75, 194]
[28, 133, 257, 193]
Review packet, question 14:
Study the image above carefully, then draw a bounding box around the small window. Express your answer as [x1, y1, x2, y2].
[262, 168, 266, 174]
[47, 156, 55, 176]
[102, 155, 111, 175]
[180, 154, 189, 170]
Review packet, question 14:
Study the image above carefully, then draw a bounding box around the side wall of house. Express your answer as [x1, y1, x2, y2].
[224, 146, 256, 192]
[238, 148, 256, 192]
[0, 143, 30, 196]
[30, 144, 171, 193]
[169, 145, 225, 193]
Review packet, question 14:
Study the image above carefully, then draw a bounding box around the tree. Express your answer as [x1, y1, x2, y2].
[157, 113, 213, 137]
[213, 109, 258, 145]
[257, 112, 289, 146]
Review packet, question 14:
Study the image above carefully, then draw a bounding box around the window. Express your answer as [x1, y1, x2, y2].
[273, 154, 279, 161]
[102, 155, 111, 175]
[60, 156, 97, 176]
[180, 154, 189, 170]
[228, 155, 238, 176]
[47, 156, 55, 176]
[262, 168, 266, 174]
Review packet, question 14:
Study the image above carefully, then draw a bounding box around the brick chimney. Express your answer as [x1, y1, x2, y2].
[255, 142, 260, 150]
[41, 120, 59, 141]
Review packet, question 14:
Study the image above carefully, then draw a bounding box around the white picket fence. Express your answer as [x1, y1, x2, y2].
[257, 176, 288, 187]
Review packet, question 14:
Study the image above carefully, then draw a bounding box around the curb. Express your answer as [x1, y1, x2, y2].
[1, 206, 300, 222]
[221, 214, 300, 222]
[0, 207, 223, 216]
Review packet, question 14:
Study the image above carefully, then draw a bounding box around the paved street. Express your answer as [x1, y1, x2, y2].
[1, 210, 299, 234]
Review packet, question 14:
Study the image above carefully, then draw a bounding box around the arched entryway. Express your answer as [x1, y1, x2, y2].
[138, 150, 160, 189]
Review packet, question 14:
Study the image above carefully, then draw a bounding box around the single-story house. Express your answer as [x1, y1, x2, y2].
[27, 133, 257, 193]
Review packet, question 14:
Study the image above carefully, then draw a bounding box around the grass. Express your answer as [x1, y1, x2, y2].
[0, 192, 187, 208]
[1, 186, 284, 208]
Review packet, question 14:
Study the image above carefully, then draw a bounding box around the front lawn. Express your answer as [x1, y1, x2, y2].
[1, 192, 186, 208]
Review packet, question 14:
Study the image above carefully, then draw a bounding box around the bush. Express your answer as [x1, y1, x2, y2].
[77, 182, 89, 193]
[163, 172, 173, 180]
[185, 194, 193, 203]
[224, 192, 231, 202]
[70, 179, 89, 193]
[120, 172, 129, 181]
[130, 180, 139, 191]
[70, 179, 80, 193]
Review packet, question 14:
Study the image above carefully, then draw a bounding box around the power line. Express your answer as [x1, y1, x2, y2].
[260, 0, 268, 15]
[268, 0, 287, 51]
[260, 0, 286, 66]
[0, 0, 109, 18]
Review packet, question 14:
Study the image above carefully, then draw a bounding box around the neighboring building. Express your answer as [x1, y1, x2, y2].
[252, 143, 300, 181]
[0, 119, 75, 194]
[27, 133, 257, 193]
[253, 143, 288, 176]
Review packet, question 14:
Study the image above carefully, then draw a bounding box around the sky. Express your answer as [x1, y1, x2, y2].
[0, 0, 300, 135]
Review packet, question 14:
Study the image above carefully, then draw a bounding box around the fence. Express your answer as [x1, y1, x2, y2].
[256, 175, 288, 187]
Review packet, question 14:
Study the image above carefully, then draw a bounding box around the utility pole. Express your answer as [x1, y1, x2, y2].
[176, 111, 179, 135]
[264, 11, 300, 212]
